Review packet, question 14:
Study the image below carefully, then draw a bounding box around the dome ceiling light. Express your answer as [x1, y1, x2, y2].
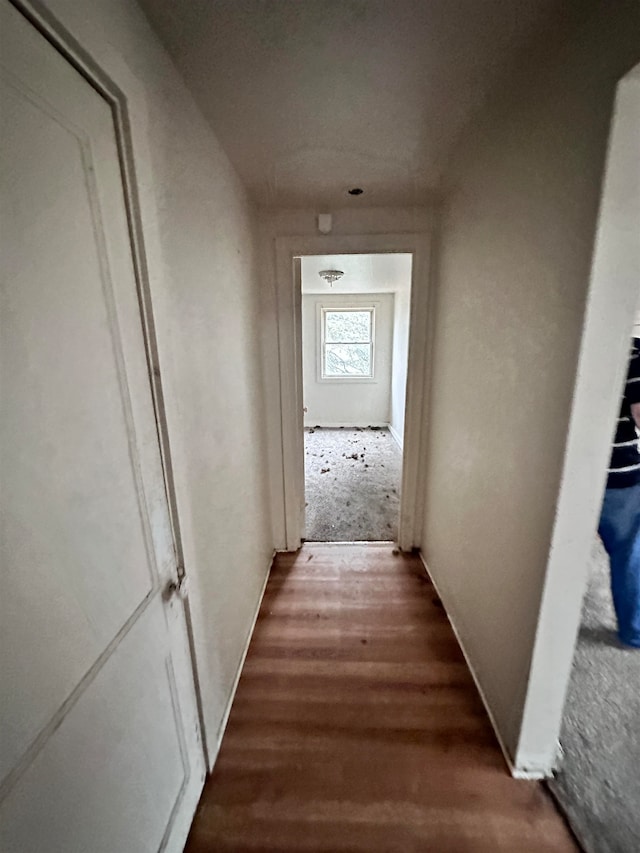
[318, 269, 345, 287]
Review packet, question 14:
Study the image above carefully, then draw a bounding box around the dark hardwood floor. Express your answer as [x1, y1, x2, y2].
[185, 544, 577, 852]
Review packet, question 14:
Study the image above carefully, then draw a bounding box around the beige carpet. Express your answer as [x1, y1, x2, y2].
[304, 427, 401, 541]
[550, 538, 640, 853]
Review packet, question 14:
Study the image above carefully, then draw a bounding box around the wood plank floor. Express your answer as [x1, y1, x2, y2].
[185, 544, 578, 852]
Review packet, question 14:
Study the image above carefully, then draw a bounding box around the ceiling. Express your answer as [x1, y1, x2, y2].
[301, 254, 412, 294]
[138, 0, 567, 207]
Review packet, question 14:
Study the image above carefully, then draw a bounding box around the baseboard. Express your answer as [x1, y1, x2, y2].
[208, 550, 274, 772]
[418, 551, 546, 780]
[304, 421, 390, 429]
[388, 423, 403, 451]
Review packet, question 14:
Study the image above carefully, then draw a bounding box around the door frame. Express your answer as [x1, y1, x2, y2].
[275, 232, 432, 551]
[514, 64, 640, 774]
[10, 0, 207, 760]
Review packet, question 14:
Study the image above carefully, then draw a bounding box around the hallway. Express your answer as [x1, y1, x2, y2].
[185, 545, 576, 852]
[4, 1, 640, 848]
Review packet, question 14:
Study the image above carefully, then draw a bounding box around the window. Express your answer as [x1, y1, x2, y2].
[321, 307, 375, 379]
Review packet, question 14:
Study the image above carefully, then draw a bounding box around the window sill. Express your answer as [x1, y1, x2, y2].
[319, 376, 377, 384]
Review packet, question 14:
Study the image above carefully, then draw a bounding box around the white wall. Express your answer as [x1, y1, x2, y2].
[422, 3, 640, 772]
[390, 283, 411, 448]
[302, 293, 394, 426]
[41, 0, 273, 768]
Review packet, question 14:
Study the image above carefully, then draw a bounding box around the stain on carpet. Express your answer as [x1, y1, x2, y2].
[304, 427, 401, 542]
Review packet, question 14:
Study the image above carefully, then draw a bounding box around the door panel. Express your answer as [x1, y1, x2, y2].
[1, 52, 155, 780]
[0, 3, 205, 850]
[1, 602, 187, 853]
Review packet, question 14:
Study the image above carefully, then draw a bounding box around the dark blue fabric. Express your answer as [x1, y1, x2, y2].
[599, 482, 640, 647]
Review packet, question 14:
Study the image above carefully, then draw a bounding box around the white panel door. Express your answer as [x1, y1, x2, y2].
[0, 3, 205, 851]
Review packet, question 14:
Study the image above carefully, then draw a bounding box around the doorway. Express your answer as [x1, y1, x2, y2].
[273, 233, 431, 552]
[549, 305, 640, 852]
[511, 61, 640, 780]
[300, 254, 412, 542]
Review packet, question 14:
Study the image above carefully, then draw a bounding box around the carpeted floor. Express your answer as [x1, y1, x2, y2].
[304, 427, 401, 542]
[549, 538, 640, 853]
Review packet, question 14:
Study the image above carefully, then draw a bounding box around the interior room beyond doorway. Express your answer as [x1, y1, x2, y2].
[301, 254, 412, 542]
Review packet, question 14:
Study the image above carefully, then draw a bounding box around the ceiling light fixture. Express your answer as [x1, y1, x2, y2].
[318, 269, 344, 287]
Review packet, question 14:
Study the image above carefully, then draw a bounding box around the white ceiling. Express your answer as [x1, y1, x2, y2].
[138, 0, 566, 207]
[301, 254, 412, 294]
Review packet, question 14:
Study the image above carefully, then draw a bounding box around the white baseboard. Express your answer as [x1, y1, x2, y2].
[418, 551, 546, 780]
[388, 423, 404, 451]
[208, 550, 274, 771]
[304, 421, 390, 429]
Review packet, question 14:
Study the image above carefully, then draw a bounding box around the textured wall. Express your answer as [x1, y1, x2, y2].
[423, 2, 640, 770]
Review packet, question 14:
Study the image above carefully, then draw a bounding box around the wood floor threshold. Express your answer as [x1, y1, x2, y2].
[186, 544, 578, 852]
[300, 540, 396, 546]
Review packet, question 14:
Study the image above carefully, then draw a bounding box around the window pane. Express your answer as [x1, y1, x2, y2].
[324, 343, 372, 376]
[325, 310, 371, 343]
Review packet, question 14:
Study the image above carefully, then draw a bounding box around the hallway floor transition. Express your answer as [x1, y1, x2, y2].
[185, 544, 577, 852]
[304, 427, 401, 542]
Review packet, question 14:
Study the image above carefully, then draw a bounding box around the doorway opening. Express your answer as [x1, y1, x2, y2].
[526, 62, 640, 850]
[550, 303, 640, 852]
[274, 232, 430, 553]
[300, 254, 412, 542]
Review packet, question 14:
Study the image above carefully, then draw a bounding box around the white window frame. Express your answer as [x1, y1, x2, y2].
[319, 305, 376, 382]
